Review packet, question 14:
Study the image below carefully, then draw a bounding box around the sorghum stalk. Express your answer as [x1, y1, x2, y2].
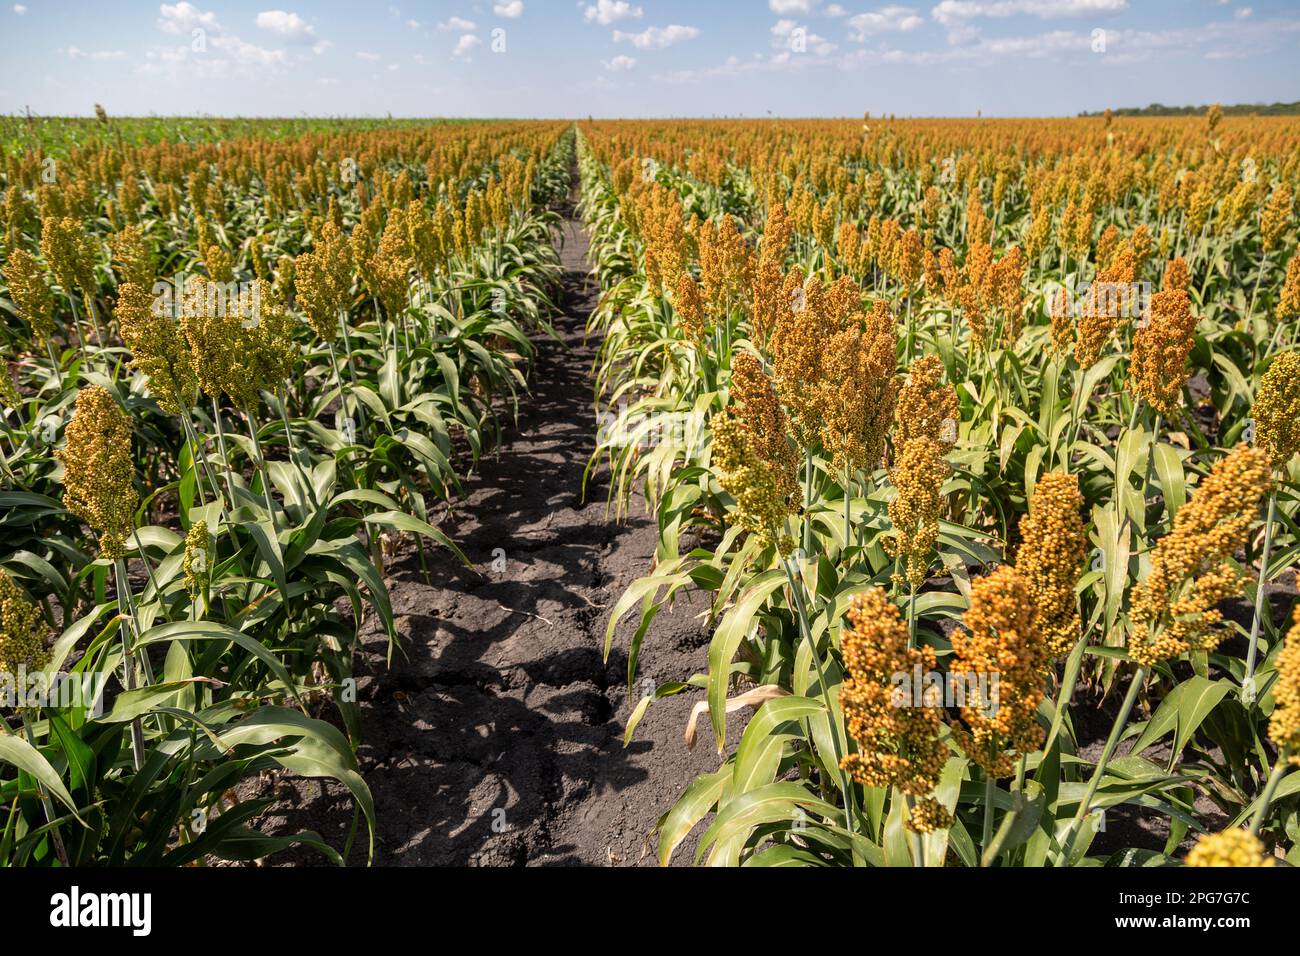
[178, 412, 217, 510]
[981, 773, 997, 863]
[1242, 493, 1278, 700]
[20, 712, 70, 866]
[84, 295, 108, 352]
[130, 528, 163, 606]
[275, 387, 319, 509]
[210, 398, 237, 506]
[1250, 751, 1291, 836]
[113, 557, 146, 772]
[242, 407, 279, 528]
[778, 547, 861, 858]
[803, 453, 815, 556]
[1062, 666, 1146, 862]
[44, 340, 64, 391]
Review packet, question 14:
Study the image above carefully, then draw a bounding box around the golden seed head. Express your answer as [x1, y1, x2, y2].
[711, 406, 797, 551]
[1015, 471, 1087, 657]
[949, 565, 1048, 779]
[0, 362, 20, 412]
[673, 271, 707, 343]
[992, 245, 1026, 344]
[633, 181, 687, 294]
[1278, 255, 1300, 322]
[1260, 183, 1292, 253]
[817, 302, 898, 475]
[195, 215, 233, 284]
[1, 247, 55, 344]
[40, 215, 97, 299]
[180, 277, 297, 409]
[906, 796, 954, 835]
[116, 281, 198, 415]
[1129, 444, 1272, 667]
[0, 569, 49, 675]
[886, 436, 949, 591]
[1269, 607, 1300, 763]
[109, 224, 155, 289]
[1049, 286, 1072, 355]
[295, 220, 354, 342]
[1162, 256, 1190, 294]
[1128, 287, 1196, 417]
[896, 353, 958, 449]
[769, 274, 844, 450]
[1252, 350, 1300, 467]
[1074, 247, 1136, 368]
[1185, 829, 1273, 867]
[697, 214, 753, 318]
[839, 587, 949, 797]
[183, 520, 210, 597]
[57, 385, 138, 560]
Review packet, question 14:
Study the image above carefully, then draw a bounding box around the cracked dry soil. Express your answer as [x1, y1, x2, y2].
[254, 210, 740, 866]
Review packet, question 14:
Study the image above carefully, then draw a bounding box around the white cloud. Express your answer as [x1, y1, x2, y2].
[149, 4, 298, 74]
[847, 6, 924, 38]
[453, 33, 482, 56]
[838, 14, 1300, 66]
[158, 2, 221, 35]
[584, 0, 642, 25]
[255, 10, 312, 40]
[494, 1, 524, 17]
[931, 0, 1127, 26]
[613, 24, 700, 48]
[603, 53, 636, 69]
[772, 20, 837, 55]
[770, 0, 817, 12]
[211, 34, 288, 66]
[407, 18, 419, 29]
[13, 4, 26, 14]
[355, 50, 382, 60]
[825, 4, 849, 15]
[138, 33, 290, 79]
[64, 47, 128, 59]
[254, 10, 330, 52]
[1235, 7, 1252, 19]
[438, 16, 476, 30]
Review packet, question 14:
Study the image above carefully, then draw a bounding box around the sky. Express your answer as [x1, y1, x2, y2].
[1, 0, 1298, 118]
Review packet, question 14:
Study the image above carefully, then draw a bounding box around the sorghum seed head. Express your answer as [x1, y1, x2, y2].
[1128, 445, 1272, 667]
[0, 247, 56, 345]
[1252, 350, 1300, 467]
[1269, 607, 1300, 763]
[839, 587, 949, 798]
[1015, 471, 1087, 657]
[886, 436, 948, 591]
[1185, 829, 1273, 867]
[0, 569, 48, 675]
[949, 565, 1048, 779]
[58, 385, 138, 560]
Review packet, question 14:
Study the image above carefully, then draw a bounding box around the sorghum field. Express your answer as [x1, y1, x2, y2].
[1, 107, 1299, 874]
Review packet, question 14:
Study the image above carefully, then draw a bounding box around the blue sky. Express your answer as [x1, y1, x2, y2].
[1, 0, 1298, 117]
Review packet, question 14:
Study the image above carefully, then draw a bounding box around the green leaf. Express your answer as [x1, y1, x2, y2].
[707, 569, 786, 751]
[0, 734, 86, 825]
[657, 766, 729, 866]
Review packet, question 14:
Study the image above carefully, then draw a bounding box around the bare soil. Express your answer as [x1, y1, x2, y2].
[252, 211, 739, 866]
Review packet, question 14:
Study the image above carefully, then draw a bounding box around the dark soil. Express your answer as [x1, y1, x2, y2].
[250, 209, 740, 866]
